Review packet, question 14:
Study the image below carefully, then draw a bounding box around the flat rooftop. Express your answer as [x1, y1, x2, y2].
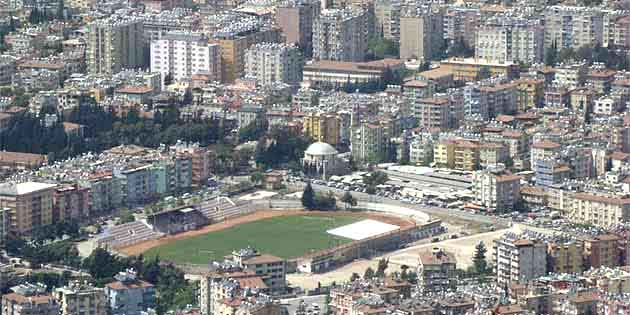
[327, 219, 400, 241]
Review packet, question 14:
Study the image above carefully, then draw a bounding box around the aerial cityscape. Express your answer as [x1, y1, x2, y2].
[0, 0, 630, 314]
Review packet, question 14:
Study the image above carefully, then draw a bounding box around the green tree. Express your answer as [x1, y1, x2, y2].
[163, 73, 174, 86]
[350, 272, 360, 282]
[341, 191, 357, 209]
[545, 41, 558, 66]
[476, 66, 492, 81]
[375, 258, 388, 278]
[472, 241, 488, 275]
[250, 172, 265, 186]
[367, 37, 399, 60]
[301, 182, 315, 210]
[116, 210, 135, 225]
[363, 266, 375, 279]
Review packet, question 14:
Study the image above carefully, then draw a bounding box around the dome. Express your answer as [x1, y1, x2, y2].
[305, 142, 338, 156]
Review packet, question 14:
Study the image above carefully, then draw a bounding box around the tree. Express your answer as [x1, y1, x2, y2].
[163, 73, 174, 86]
[341, 192, 357, 209]
[476, 66, 492, 81]
[250, 172, 265, 186]
[472, 241, 488, 275]
[350, 272, 360, 282]
[363, 266, 375, 279]
[56, 0, 65, 20]
[545, 41, 558, 66]
[375, 258, 388, 278]
[117, 210, 135, 225]
[301, 182, 315, 209]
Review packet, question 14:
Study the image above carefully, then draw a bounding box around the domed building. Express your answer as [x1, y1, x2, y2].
[302, 142, 348, 179]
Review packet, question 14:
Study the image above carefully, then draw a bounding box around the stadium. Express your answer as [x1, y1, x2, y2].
[100, 196, 443, 270]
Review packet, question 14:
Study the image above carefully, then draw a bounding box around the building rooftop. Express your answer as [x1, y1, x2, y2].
[0, 182, 57, 195]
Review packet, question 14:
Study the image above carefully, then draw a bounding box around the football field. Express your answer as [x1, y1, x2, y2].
[145, 214, 361, 264]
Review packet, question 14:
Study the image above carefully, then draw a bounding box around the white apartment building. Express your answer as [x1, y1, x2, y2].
[87, 17, 145, 75]
[472, 165, 521, 211]
[313, 8, 368, 62]
[493, 237, 547, 286]
[569, 192, 630, 227]
[475, 17, 544, 64]
[244, 42, 303, 86]
[150, 31, 221, 82]
[544, 6, 604, 50]
[54, 282, 107, 315]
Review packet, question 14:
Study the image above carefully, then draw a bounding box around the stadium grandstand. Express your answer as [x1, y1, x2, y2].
[147, 206, 208, 235]
[197, 196, 255, 222]
[96, 220, 161, 249]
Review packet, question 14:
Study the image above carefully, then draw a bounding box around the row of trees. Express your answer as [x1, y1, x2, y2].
[545, 42, 630, 70]
[301, 182, 337, 210]
[0, 100, 228, 162]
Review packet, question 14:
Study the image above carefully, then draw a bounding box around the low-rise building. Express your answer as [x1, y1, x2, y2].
[473, 165, 521, 211]
[494, 237, 547, 286]
[417, 248, 457, 293]
[0, 182, 57, 234]
[54, 281, 107, 315]
[105, 269, 156, 315]
[2, 283, 59, 315]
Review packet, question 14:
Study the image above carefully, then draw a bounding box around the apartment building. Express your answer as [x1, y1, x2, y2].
[53, 184, 90, 223]
[544, 6, 604, 50]
[276, 0, 320, 57]
[612, 15, 630, 49]
[530, 140, 562, 171]
[313, 8, 368, 62]
[473, 165, 521, 211]
[303, 112, 341, 146]
[475, 17, 544, 64]
[417, 248, 457, 293]
[54, 282, 107, 315]
[240, 254, 286, 293]
[547, 241, 584, 274]
[493, 237, 547, 286]
[245, 43, 303, 86]
[583, 235, 621, 268]
[2, 284, 59, 315]
[0, 182, 56, 234]
[569, 193, 630, 227]
[433, 140, 455, 168]
[150, 31, 221, 83]
[79, 173, 122, 215]
[479, 82, 518, 117]
[399, 9, 443, 62]
[375, 0, 401, 42]
[199, 269, 269, 315]
[0, 207, 8, 245]
[87, 17, 145, 75]
[0, 55, 17, 86]
[443, 7, 480, 49]
[351, 121, 389, 163]
[105, 269, 156, 315]
[412, 97, 450, 130]
[213, 20, 282, 82]
[409, 134, 434, 166]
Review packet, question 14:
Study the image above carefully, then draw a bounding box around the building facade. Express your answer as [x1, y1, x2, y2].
[244, 43, 303, 86]
[313, 8, 368, 62]
[0, 182, 56, 234]
[87, 18, 145, 75]
[151, 31, 221, 83]
[399, 9, 443, 62]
